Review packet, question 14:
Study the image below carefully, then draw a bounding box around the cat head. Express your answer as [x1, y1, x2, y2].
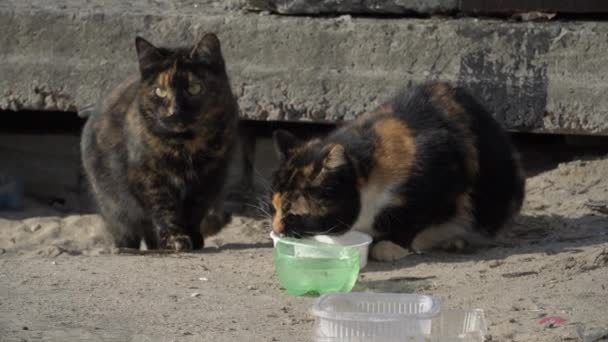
[134, 34, 232, 135]
[270, 130, 360, 238]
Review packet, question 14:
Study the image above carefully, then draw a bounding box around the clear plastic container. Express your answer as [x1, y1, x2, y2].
[430, 309, 487, 342]
[312, 293, 441, 340]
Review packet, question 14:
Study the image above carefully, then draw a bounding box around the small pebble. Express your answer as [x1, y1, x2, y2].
[489, 260, 503, 268]
[247, 285, 257, 290]
[199, 277, 208, 281]
[51, 261, 57, 265]
[190, 292, 201, 298]
[22, 326, 29, 331]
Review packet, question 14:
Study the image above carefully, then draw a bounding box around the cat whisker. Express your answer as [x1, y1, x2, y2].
[244, 202, 272, 218]
[298, 225, 339, 236]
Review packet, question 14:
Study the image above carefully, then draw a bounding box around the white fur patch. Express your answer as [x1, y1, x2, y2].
[351, 182, 398, 237]
[371, 240, 410, 262]
[410, 214, 474, 253]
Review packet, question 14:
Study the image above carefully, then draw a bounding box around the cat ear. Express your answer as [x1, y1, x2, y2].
[190, 33, 224, 65]
[273, 129, 301, 160]
[323, 144, 346, 170]
[135, 36, 163, 76]
[311, 145, 347, 186]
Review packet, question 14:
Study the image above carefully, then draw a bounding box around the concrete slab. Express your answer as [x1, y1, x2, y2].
[1, 0, 608, 134]
[247, 0, 457, 15]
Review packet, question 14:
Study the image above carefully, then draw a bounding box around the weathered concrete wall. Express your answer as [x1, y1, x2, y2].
[248, 0, 457, 15]
[1, 0, 608, 134]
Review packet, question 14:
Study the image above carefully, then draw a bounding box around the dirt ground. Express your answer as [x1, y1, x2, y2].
[1, 155, 608, 342]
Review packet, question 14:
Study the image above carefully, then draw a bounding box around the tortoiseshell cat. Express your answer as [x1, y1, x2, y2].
[81, 34, 237, 251]
[270, 82, 525, 261]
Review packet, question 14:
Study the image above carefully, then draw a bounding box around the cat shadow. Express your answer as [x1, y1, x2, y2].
[216, 242, 273, 250]
[363, 212, 608, 273]
[119, 241, 274, 256]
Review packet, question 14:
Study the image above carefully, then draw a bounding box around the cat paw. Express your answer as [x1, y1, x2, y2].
[441, 238, 467, 251]
[200, 210, 232, 238]
[166, 234, 192, 252]
[371, 241, 410, 262]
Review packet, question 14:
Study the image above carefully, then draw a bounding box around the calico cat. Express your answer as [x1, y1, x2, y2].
[81, 34, 238, 251]
[270, 82, 525, 261]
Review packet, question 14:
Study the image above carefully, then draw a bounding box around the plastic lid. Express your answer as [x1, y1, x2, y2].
[312, 292, 442, 321]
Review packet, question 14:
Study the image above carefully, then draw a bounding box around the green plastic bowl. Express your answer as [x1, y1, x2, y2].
[273, 237, 360, 296]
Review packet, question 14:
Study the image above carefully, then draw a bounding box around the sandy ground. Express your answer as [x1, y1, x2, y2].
[1, 156, 608, 342]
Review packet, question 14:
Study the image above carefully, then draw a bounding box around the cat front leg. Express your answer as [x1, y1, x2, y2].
[369, 207, 414, 262]
[183, 197, 232, 250]
[153, 206, 192, 252]
[152, 201, 191, 251]
[200, 204, 232, 239]
[153, 196, 192, 251]
[183, 197, 208, 250]
[130, 172, 191, 251]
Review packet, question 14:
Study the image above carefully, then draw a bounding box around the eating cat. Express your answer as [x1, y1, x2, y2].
[270, 82, 525, 261]
[81, 34, 238, 251]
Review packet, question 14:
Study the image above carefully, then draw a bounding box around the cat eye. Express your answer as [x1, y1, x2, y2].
[187, 82, 202, 95]
[154, 87, 168, 98]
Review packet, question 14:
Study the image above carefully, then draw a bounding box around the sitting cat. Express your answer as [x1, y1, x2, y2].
[81, 34, 238, 251]
[270, 82, 525, 261]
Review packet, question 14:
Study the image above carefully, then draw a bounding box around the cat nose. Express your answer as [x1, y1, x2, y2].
[167, 107, 178, 117]
[167, 102, 181, 117]
[272, 215, 285, 234]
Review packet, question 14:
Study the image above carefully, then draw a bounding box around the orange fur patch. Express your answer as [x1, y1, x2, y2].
[429, 83, 465, 117]
[272, 193, 285, 234]
[157, 64, 180, 116]
[371, 118, 417, 185]
[158, 62, 178, 87]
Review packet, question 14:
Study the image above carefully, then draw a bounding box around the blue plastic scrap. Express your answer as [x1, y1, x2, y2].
[0, 174, 23, 209]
